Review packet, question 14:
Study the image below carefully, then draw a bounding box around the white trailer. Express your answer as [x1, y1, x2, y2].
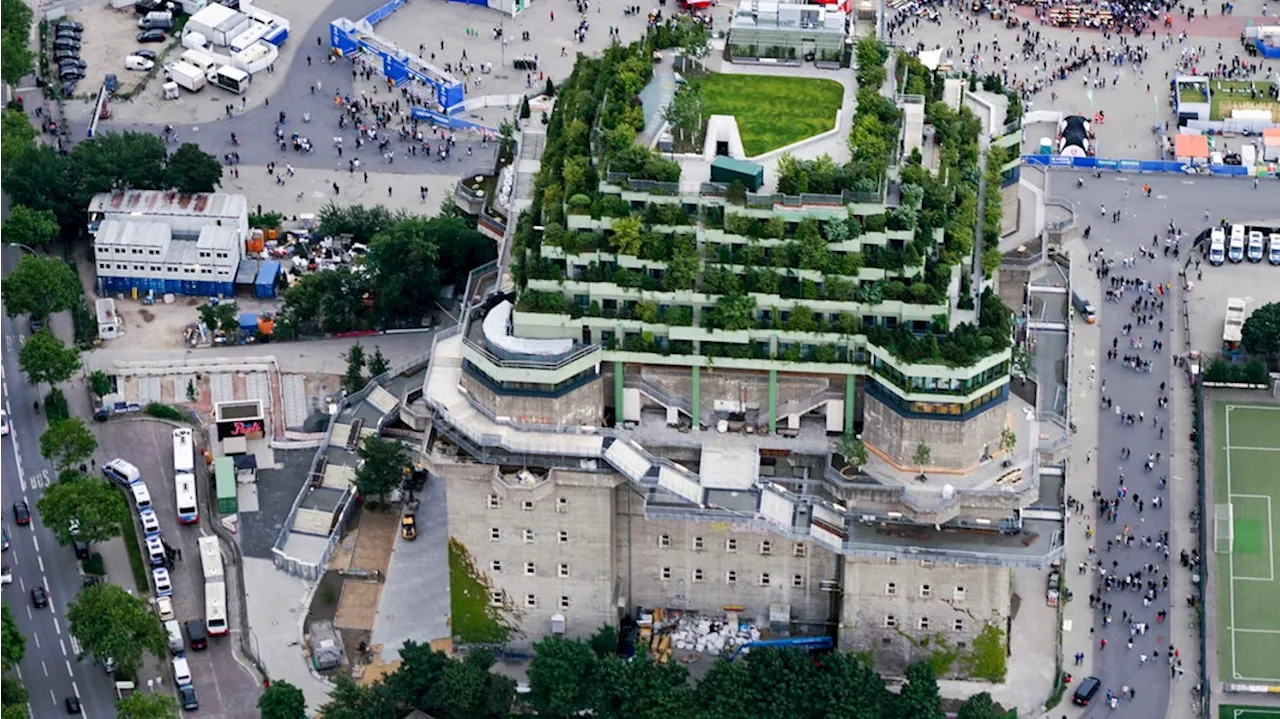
[207, 65, 250, 94]
[183, 3, 251, 47]
[164, 62, 207, 92]
[180, 48, 218, 75]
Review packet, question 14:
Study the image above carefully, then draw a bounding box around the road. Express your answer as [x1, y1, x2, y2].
[2, 246, 121, 719]
[1071, 172, 1277, 717]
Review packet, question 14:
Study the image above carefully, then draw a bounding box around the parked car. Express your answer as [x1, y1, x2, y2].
[54, 50, 80, 62]
[1072, 676, 1101, 706]
[58, 58, 87, 70]
[136, 29, 167, 42]
[178, 685, 198, 711]
[140, 508, 161, 535]
[104, 74, 118, 93]
[53, 38, 81, 50]
[56, 20, 83, 31]
[1, 409, 8, 436]
[31, 585, 48, 608]
[13, 501, 31, 526]
[1, 564, 11, 585]
[1, 528, 8, 551]
[152, 567, 172, 596]
[131, 49, 157, 60]
[59, 68, 85, 82]
[401, 513, 417, 540]
[155, 595, 175, 621]
[125, 55, 154, 71]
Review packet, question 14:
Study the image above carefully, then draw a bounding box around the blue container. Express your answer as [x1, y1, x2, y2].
[254, 260, 280, 299]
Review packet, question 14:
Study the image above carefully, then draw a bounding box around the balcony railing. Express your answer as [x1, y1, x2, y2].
[461, 334, 601, 373]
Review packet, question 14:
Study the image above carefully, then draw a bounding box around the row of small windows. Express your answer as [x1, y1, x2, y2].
[884, 616, 967, 633]
[659, 567, 806, 588]
[489, 591, 571, 611]
[487, 494, 569, 512]
[659, 535, 807, 557]
[98, 263, 228, 276]
[104, 247, 231, 260]
[490, 560, 573, 579]
[884, 583, 967, 601]
[490, 527, 571, 544]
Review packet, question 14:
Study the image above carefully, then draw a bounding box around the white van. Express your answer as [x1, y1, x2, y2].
[125, 55, 155, 72]
[1209, 227, 1226, 266]
[138, 11, 174, 30]
[1247, 230, 1264, 262]
[171, 656, 192, 687]
[103, 458, 141, 487]
[165, 620, 185, 654]
[131, 482, 153, 512]
[146, 534, 166, 566]
[1270, 233, 1280, 266]
[1229, 224, 1246, 263]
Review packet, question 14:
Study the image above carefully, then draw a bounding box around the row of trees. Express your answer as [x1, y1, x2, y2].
[275, 204, 495, 338]
[314, 633, 1014, 719]
[1, 118, 223, 244]
[0, 0, 34, 86]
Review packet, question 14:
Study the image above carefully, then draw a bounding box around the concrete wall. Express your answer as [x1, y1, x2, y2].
[614, 488, 840, 630]
[635, 366, 837, 417]
[862, 394, 1007, 471]
[461, 373, 606, 427]
[838, 558, 1010, 676]
[442, 463, 620, 646]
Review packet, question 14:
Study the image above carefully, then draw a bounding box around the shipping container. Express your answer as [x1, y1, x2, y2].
[254, 260, 280, 298]
[710, 155, 764, 191]
[214, 457, 237, 515]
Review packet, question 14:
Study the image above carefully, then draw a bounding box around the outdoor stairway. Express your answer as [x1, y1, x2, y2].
[366, 385, 400, 416]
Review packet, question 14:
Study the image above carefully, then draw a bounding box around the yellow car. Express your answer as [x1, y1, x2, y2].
[401, 514, 417, 540]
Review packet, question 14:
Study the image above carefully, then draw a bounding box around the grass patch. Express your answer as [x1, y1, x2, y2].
[1207, 80, 1279, 121]
[144, 403, 185, 421]
[121, 517, 150, 594]
[448, 538, 515, 644]
[697, 73, 843, 157]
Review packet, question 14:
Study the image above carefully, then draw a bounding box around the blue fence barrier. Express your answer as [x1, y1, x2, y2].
[410, 107, 496, 134]
[363, 0, 407, 26]
[1023, 155, 1255, 177]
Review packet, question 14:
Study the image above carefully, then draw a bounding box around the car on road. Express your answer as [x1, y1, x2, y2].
[13, 501, 31, 525]
[64, 696, 81, 714]
[1, 409, 8, 436]
[136, 29, 167, 42]
[2, 528, 8, 551]
[140, 508, 161, 535]
[186, 619, 208, 650]
[401, 513, 417, 540]
[1071, 676, 1101, 706]
[1, 564, 11, 585]
[155, 595, 175, 621]
[152, 567, 172, 596]
[178, 685, 198, 711]
[31, 585, 48, 608]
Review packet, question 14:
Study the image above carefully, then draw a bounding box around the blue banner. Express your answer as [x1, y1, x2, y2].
[362, 0, 407, 26]
[1022, 155, 1204, 175]
[410, 107, 496, 133]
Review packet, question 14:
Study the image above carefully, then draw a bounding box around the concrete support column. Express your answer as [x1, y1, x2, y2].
[614, 361, 624, 423]
[691, 365, 701, 431]
[845, 373, 856, 436]
[768, 369, 778, 434]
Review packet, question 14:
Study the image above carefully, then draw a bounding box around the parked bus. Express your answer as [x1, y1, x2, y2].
[197, 536, 228, 635]
[175, 472, 199, 525]
[172, 428, 194, 474]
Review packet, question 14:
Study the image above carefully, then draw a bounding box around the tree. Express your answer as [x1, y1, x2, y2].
[2, 603, 25, 669]
[3, 145, 79, 232]
[589, 624, 619, 658]
[913, 439, 932, 477]
[39, 418, 98, 471]
[318, 675, 397, 719]
[18, 331, 82, 391]
[164, 143, 223, 193]
[354, 436, 407, 502]
[67, 583, 168, 676]
[36, 475, 130, 546]
[429, 216, 497, 288]
[663, 86, 703, 145]
[258, 680, 307, 719]
[89, 370, 115, 399]
[837, 434, 868, 473]
[0, 678, 28, 708]
[1, 109, 37, 171]
[2, 205, 60, 249]
[116, 693, 179, 719]
[365, 217, 442, 326]
[69, 131, 168, 207]
[593, 655, 694, 719]
[957, 692, 1011, 719]
[528, 636, 600, 716]
[2, 254, 82, 320]
[609, 216, 642, 257]
[897, 661, 944, 719]
[0, 0, 34, 86]
[317, 202, 398, 245]
[1242, 301, 1280, 365]
[342, 344, 367, 395]
[998, 427, 1016, 455]
[368, 346, 391, 378]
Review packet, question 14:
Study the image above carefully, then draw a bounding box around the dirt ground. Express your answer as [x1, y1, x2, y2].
[350, 509, 399, 573]
[335, 581, 382, 631]
[61, 4, 183, 102]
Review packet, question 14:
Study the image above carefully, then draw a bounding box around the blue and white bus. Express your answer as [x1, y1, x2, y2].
[172, 428, 194, 474]
[175, 472, 199, 525]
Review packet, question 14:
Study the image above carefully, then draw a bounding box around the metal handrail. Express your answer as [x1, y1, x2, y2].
[461, 333, 601, 372]
[1044, 196, 1076, 232]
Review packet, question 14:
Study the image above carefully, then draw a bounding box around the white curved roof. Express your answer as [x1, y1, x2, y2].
[482, 300, 574, 356]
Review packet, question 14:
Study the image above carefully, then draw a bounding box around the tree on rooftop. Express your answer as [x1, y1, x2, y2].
[913, 440, 932, 479]
[609, 216, 642, 257]
[164, 143, 223, 194]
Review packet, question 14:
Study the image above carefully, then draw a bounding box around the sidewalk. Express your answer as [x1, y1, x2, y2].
[242, 558, 332, 711]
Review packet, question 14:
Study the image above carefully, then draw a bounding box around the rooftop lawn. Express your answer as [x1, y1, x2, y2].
[698, 73, 844, 157]
[1208, 80, 1279, 121]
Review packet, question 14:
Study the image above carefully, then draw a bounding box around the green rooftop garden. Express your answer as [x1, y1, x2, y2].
[695, 73, 844, 157]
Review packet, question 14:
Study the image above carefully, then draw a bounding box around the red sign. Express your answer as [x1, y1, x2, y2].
[230, 421, 263, 436]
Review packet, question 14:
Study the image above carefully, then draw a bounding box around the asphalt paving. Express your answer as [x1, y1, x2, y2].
[94, 0, 499, 178]
[2, 244, 121, 719]
[1068, 171, 1278, 717]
